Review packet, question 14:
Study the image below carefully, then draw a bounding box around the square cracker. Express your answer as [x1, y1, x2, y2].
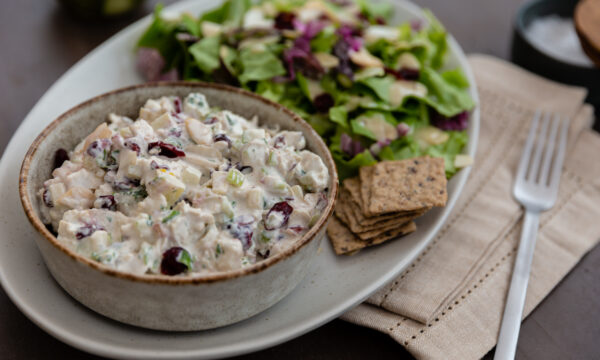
[365, 157, 447, 216]
[344, 178, 417, 226]
[327, 217, 416, 255]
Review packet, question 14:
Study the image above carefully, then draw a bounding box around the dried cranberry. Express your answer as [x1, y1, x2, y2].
[288, 225, 305, 233]
[385, 67, 420, 81]
[375, 16, 386, 25]
[124, 140, 141, 155]
[86, 138, 111, 158]
[160, 247, 190, 276]
[150, 160, 169, 170]
[148, 141, 185, 158]
[213, 134, 232, 148]
[42, 189, 53, 208]
[113, 177, 141, 191]
[53, 149, 69, 170]
[230, 217, 254, 250]
[273, 135, 286, 149]
[264, 201, 293, 230]
[204, 116, 218, 124]
[173, 97, 182, 113]
[75, 223, 104, 240]
[274, 11, 296, 30]
[98, 195, 116, 211]
[313, 93, 335, 113]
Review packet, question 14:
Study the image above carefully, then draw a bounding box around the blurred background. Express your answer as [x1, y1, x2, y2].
[0, 1, 598, 359]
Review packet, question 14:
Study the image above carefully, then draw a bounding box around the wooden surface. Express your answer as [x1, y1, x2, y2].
[1, 1, 598, 359]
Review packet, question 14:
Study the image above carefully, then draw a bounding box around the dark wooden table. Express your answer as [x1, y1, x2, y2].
[1, 1, 598, 359]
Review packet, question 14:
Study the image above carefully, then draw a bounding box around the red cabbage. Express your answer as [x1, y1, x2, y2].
[340, 133, 365, 157]
[431, 110, 469, 131]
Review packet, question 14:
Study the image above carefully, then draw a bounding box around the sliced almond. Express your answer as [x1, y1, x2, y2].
[314, 52, 340, 69]
[349, 47, 384, 68]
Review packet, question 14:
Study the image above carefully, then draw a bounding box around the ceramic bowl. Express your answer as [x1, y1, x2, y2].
[18, 82, 338, 331]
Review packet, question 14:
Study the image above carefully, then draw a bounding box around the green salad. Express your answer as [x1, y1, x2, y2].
[136, 0, 475, 180]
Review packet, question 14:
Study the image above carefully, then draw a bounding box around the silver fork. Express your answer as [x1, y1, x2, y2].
[494, 111, 569, 360]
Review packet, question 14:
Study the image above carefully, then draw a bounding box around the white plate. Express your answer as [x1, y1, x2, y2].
[0, 1, 479, 359]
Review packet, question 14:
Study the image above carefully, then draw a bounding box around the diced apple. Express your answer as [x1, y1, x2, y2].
[150, 112, 173, 130]
[181, 166, 202, 186]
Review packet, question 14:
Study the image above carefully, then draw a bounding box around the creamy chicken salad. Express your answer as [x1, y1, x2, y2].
[39, 93, 330, 276]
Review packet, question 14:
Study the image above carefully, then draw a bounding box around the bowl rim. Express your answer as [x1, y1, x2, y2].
[18, 81, 339, 285]
[514, 0, 597, 72]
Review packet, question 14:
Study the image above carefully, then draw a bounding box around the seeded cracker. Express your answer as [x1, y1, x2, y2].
[359, 166, 375, 212]
[327, 217, 417, 255]
[365, 157, 447, 216]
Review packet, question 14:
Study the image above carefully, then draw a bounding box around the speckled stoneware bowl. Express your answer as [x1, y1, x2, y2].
[18, 82, 338, 331]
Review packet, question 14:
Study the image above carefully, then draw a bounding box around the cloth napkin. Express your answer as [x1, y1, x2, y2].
[341, 54, 600, 360]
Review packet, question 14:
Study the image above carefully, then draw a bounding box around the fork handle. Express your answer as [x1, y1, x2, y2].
[494, 210, 540, 360]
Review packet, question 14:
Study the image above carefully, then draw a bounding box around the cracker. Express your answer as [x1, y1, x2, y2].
[365, 157, 447, 216]
[327, 217, 416, 255]
[343, 177, 413, 225]
[358, 166, 375, 212]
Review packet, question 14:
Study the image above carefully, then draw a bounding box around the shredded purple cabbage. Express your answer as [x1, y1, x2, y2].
[340, 133, 365, 157]
[431, 110, 469, 131]
[337, 25, 362, 51]
[136, 47, 179, 81]
[282, 20, 327, 80]
[136, 47, 165, 81]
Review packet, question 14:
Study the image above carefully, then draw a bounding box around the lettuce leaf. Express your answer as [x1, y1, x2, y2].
[188, 36, 221, 73]
[420, 67, 475, 117]
[238, 49, 286, 84]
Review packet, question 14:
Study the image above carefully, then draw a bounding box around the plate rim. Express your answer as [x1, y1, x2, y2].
[0, 0, 480, 358]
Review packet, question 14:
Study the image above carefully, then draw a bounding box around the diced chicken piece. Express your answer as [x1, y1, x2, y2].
[147, 172, 185, 206]
[271, 131, 306, 150]
[241, 141, 269, 168]
[183, 93, 210, 119]
[58, 187, 95, 209]
[296, 151, 329, 192]
[139, 97, 175, 122]
[185, 118, 212, 145]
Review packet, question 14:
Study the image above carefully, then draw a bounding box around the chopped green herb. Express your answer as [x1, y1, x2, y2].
[162, 210, 180, 223]
[215, 243, 224, 257]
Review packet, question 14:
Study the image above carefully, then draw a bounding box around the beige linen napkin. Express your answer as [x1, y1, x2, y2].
[341, 54, 600, 360]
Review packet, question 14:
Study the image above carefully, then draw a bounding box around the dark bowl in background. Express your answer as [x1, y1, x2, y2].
[512, 0, 600, 127]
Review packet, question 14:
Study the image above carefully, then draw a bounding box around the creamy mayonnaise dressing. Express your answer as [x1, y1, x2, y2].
[39, 93, 330, 276]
